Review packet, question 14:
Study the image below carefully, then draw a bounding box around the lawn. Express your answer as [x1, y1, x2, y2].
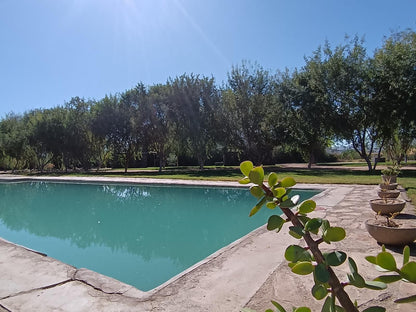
[58, 163, 416, 205]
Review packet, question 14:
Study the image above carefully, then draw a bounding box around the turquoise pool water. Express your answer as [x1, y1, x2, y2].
[0, 182, 319, 291]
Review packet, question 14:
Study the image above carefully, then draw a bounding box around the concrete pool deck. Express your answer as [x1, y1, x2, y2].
[0, 176, 415, 311]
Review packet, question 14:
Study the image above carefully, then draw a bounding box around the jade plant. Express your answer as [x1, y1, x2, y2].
[366, 245, 416, 303]
[238, 161, 400, 312]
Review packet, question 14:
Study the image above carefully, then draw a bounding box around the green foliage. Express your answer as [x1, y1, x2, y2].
[298, 200, 316, 214]
[2, 31, 416, 172]
[381, 165, 401, 176]
[324, 251, 347, 267]
[323, 227, 346, 243]
[267, 215, 286, 232]
[238, 160, 403, 312]
[312, 284, 328, 300]
[366, 245, 416, 303]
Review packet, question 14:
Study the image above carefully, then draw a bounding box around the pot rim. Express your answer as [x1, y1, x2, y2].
[365, 218, 416, 230]
[369, 198, 405, 203]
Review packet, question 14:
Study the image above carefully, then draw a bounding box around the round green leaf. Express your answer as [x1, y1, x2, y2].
[249, 205, 260, 217]
[297, 215, 311, 226]
[365, 256, 377, 265]
[348, 257, 358, 274]
[304, 218, 323, 232]
[280, 198, 296, 208]
[292, 261, 314, 275]
[294, 308, 311, 312]
[249, 197, 266, 217]
[312, 284, 328, 300]
[280, 195, 300, 208]
[238, 177, 251, 184]
[240, 160, 253, 176]
[268, 172, 278, 187]
[323, 227, 346, 242]
[266, 201, 277, 209]
[289, 230, 303, 239]
[364, 280, 387, 290]
[321, 296, 333, 312]
[280, 177, 296, 188]
[400, 261, 416, 282]
[249, 166, 264, 185]
[298, 200, 316, 214]
[289, 226, 304, 237]
[348, 272, 366, 288]
[321, 219, 330, 232]
[376, 251, 397, 272]
[315, 263, 330, 283]
[285, 245, 312, 262]
[285, 245, 306, 262]
[271, 300, 287, 312]
[272, 187, 286, 198]
[374, 274, 401, 284]
[250, 185, 264, 198]
[403, 245, 410, 266]
[267, 215, 285, 231]
[324, 251, 347, 266]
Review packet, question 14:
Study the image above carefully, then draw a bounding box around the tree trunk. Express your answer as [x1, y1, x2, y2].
[308, 150, 315, 169]
[364, 156, 372, 172]
[198, 156, 204, 170]
[373, 143, 384, 171]
[158, 149, 164, 173]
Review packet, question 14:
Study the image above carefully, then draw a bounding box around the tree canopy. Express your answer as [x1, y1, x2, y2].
[1, 30, 415, 172]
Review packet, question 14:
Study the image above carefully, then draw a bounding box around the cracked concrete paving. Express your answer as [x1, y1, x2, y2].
[0, 176, 415, 311]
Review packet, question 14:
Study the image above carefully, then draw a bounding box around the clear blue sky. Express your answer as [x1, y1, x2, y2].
[1, 0, 415, 118]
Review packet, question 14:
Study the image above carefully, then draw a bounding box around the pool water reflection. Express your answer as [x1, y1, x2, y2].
[0, 182, 319, 291]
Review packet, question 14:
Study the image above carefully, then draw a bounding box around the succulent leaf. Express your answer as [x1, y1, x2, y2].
[240, 161, 253, 176]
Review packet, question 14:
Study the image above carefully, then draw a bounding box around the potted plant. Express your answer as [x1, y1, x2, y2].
[379, 175, 399, 190]
[381, 165, 401, 184]
[365, 212, 416, 245]
[377, 188, 400, 199]
[369, 197, 406, 215]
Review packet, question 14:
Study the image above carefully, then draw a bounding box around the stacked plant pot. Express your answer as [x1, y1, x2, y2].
[366, 174, 416, 245]
[371, 178, 404, 215]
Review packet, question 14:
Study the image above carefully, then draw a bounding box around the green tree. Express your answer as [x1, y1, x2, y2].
[89, 100, 113, 171]
[24, 109, 56, 172]
[168, 74, 219, 169]
[61, 97, 94, 170]
[147, 84, 175, 171]
[275, 49, 333, 168]
[92, 85, 147, 173]
[326, 37, 381, 171]
[373, 30, 416, 164]
[224, 61, 275, 164]
[0, 114, 28, 171]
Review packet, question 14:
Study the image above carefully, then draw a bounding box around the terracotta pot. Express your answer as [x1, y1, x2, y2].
[369, 198, 405, 215]
[377, 189, 400, 199]
[365, 216, 416, 245]
[379, 183, 398, 190]
[381, 174, 397, 184]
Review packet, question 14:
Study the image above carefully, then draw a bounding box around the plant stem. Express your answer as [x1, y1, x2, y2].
[261, 183, 358, 310]
[281, 206, 359, 312]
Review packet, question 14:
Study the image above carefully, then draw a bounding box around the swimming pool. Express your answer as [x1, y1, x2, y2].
[0, 181, 319, 291]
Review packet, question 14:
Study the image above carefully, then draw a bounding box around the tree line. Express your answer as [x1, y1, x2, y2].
[1, 30, 415, 173]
